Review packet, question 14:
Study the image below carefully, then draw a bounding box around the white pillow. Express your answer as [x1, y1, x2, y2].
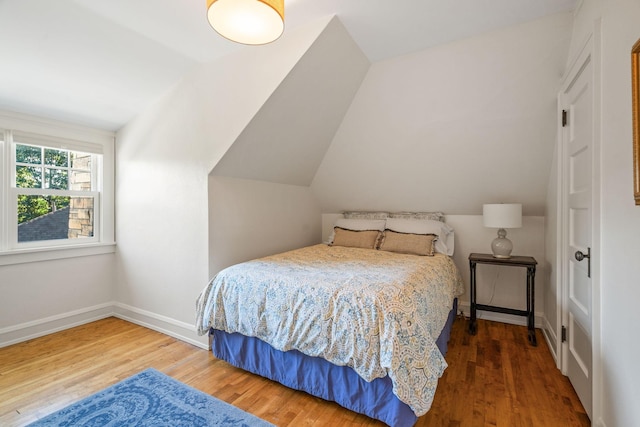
[384, 218, 455, 255]
[326, 218, 386, 244]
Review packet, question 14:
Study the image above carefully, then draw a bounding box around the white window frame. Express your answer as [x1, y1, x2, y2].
[0, 111, 115, 265]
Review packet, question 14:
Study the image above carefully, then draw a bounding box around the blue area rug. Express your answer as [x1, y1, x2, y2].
[28, 368, 275, 427]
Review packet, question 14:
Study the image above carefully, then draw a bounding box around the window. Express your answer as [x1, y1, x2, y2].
[0, 112, 115, 264]
[12, 141, 100, 245]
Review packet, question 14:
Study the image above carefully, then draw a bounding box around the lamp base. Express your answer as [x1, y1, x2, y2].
[491, 228, 513, 258]
[492, 253, 512, 259]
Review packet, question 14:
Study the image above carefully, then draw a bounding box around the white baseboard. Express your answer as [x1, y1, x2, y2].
[113, 303, 208, 350]
[0, 300, 561, 361]
[0, 302, 209, 350]
[540, 316, 560, 367]
[0, 302, 114, 348]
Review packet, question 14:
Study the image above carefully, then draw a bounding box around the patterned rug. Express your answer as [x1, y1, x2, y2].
[28, 368, 275, 426]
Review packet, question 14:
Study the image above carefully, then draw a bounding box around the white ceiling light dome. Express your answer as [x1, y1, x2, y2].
[206, 0, 284, 45]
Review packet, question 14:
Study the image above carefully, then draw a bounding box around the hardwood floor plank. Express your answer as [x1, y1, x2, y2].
[0, 316, 589, 427]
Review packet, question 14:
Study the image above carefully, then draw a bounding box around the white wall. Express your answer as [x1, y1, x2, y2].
[0, 254, 114, 347]
[551, 0, 640, 425]
[597, 1, 640, 425]
[311, 12, 573, 216]
[209, 177, 321, 277]
[447, 215, 546, 326]
[113, 17, 341, 347]
[322, 214, 546, 326]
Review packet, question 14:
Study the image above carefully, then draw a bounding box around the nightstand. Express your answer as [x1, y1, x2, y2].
[468, 253, 538, 346]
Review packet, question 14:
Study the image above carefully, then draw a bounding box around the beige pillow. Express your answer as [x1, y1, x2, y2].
[331, 228, 381, 249]
[379, 230, 437, 256]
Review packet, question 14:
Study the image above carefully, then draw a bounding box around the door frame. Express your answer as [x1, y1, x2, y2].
[556, 21, 602, 423]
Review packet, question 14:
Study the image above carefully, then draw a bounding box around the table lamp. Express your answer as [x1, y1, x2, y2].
[483, 203, 522, 258]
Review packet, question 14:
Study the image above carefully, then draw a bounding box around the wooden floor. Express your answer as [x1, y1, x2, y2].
[0, 316, 590, 427]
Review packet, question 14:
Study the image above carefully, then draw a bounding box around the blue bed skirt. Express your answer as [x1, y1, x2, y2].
[211, 298, 457, 427]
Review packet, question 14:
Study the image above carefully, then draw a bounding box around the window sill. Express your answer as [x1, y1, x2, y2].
[0, 242, 116, 266]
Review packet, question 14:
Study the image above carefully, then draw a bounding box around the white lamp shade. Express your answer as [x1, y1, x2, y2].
[483, 204, 522, 228]
[207, 0, 284, 45]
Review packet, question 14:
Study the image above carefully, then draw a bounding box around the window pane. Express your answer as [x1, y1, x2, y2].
[70, 152, 91, 170]
[70, 169, 92, 191]
[17, 195, 94, 242]
[16, 165, 42, 188]
[44, 148, 69, 167]
[15, 144, 41, 164]
[68, 197, 95, 239]
[44, 168, 68, 189]
[18, 195, 70, 224]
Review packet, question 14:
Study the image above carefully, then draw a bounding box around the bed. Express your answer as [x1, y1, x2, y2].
[196, 214, 464, 427]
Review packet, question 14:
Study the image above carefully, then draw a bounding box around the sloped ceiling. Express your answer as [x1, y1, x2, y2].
[211, 17, 369, 186]
[2, 2, 576, 218]
[310, 13, 574, 216]
[0, 0, 576, 131]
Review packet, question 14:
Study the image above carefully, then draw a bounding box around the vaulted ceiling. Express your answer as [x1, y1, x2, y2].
[0, 0, 576, 131]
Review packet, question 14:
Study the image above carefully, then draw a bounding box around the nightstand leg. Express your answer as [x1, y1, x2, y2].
[469, 260, 477, 335]
[527, 267, 537, 346]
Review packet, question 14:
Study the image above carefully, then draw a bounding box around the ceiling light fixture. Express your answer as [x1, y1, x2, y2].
[206, 0, 284, 45]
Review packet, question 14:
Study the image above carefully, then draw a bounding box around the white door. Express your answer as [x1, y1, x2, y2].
[561, 49, 593, 418]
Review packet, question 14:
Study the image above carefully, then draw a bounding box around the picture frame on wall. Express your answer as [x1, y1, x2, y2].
[632, 38, 640, 205]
